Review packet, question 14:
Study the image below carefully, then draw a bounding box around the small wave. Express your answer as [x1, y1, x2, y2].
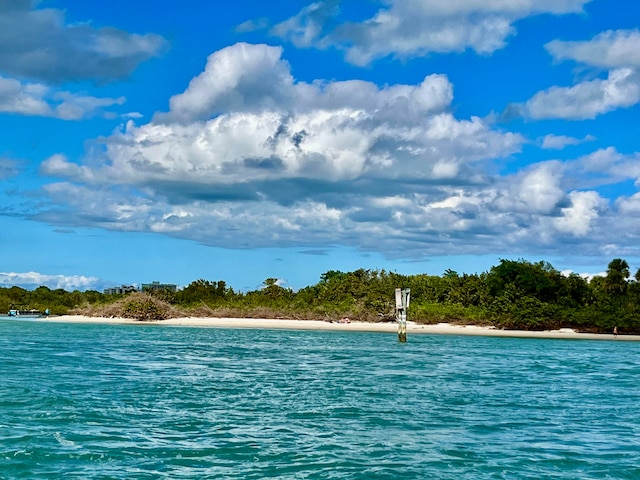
[54, 432, 79, 449]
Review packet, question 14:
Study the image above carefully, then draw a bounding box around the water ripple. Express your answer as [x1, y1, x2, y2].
[1, 320, 639, 478]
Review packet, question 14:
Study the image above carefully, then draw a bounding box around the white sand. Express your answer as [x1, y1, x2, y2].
[42, 315, 639, 341]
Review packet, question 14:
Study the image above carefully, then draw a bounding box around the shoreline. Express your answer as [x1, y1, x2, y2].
[34, 315, 639, 341]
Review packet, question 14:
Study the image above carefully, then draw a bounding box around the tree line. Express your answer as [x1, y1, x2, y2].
[2, 258, 639, 333]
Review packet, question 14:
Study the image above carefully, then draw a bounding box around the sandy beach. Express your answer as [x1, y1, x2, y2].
[40, 315, 639, 341]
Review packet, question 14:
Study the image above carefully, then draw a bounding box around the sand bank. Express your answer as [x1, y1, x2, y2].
[41, 315, 639, 341]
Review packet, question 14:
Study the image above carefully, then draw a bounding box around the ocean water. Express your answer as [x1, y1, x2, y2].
[1, 318, 639, 479]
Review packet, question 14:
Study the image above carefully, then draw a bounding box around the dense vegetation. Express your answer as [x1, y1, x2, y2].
[2, 258, 640, 334]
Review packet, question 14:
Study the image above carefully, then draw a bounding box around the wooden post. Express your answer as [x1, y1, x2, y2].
[398, 314, 407, 343]
[395, 288, 410, 343]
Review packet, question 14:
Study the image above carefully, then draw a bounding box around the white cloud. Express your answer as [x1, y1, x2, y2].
[617, 192, 640, 215]
[53, 92, 126, 121]
[578, 147, 623, 172]
[576, 147, 640, 185]
[0, 75, 125, 119]
[271, 2, 338, 49]
[0, 75, 50, 116]
[122, 112, 143, 119]
[561, 269, 606, 281]
[235, 18, 270, 34]
[512, 162, 565, 214]
[162, 43, 295, 123]
[272, 0, 590, 65]
[546, 29, 640, 69]
[44, 44, 517, 189]
[54, 105, 516, 187]
[32, 43, 640, 262]
[541, 134, 594, 150]
[521, 29, 640, 120]
[41, 154, 94, 179]
[554, 190, 604, 236]
[0, 271, 100, 290]
[161, 43, 454, 124]
[523, 68, 640, 120]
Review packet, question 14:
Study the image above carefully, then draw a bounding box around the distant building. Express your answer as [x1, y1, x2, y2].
[141, 281, 178, 293]
[104, 285, 138, 295]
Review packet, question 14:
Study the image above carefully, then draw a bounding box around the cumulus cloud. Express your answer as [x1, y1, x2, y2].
[617, 192, 640, 214]
[520, 29, 640, 120]
[0, 271, 100, 290]
[576, 147, 640, 186]
[0, 75, 125, 119]
[578, 147, 623, 172]
[0, 75, 50, 116]
[554, 191, 605, 236]
[511, 162, 565, 214]
[522, 68, 640, 120]
[32, 42, 640, 261]
[162, 42, 455, 124]
[0, 1, 166, 83]
[162, 43, 295, 123]
[271, 0, 590, 65]
[48, 43, 514, 191]
[546, 29, 640, 69]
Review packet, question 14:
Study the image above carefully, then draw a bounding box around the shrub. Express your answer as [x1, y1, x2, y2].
[75, 293, 180, 320]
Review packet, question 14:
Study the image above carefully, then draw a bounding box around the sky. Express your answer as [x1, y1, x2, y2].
[1, 0, 640, 292]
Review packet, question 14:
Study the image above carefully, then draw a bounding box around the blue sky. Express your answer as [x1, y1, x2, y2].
[2, 0, 640, 292]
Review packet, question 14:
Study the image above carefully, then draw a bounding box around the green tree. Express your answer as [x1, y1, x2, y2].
[605, 258, 630, 297]
[486, 259, 562, 303]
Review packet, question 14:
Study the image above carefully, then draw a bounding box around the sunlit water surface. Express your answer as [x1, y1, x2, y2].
[1, 318, 638, 479]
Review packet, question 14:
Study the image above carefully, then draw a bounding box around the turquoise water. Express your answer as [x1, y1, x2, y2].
[1, 318, 639, 479]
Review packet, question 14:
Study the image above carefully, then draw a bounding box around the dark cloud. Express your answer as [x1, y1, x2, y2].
[0, 2, 166, 83]
[0, 1, 33, 13]
[299, 249, 329, 256]
[242, 156, 286, 171]
[264, 117, 308, 150]
[0, 157, 20, 179]
[347, 208, 393, 223]
[129, 158, 170, 175]
[148, 180, 262, 204]
[291, 130, 307, 149]
[265, 119, 290, 149]
[500, 103, 524, 122]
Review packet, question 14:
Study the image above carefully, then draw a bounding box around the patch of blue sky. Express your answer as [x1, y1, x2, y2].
[1, 0, 639, 290]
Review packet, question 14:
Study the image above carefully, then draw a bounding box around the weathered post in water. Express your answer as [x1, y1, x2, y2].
[395, 288, 410, 343]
